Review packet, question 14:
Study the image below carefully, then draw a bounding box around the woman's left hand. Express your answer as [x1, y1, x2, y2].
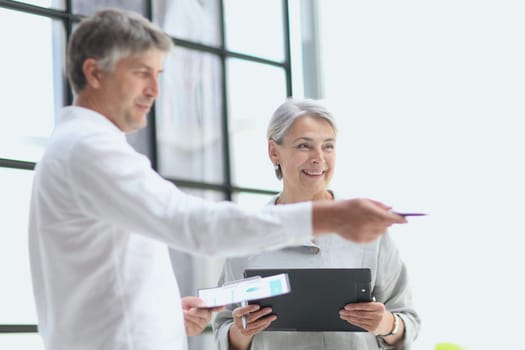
[339, 300, 392, 336]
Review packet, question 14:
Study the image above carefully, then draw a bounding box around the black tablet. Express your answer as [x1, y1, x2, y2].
[244, 268, 372, 332]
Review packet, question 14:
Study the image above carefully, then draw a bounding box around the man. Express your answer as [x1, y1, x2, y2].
[28, 8, 406, 350]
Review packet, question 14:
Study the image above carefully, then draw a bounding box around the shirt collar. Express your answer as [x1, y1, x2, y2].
[61, 106, 126, 137]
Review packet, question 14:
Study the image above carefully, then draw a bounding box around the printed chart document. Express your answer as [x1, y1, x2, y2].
[197, 273, 291, 308]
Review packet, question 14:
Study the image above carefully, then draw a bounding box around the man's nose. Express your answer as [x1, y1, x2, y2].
[145, 76, 160, 98]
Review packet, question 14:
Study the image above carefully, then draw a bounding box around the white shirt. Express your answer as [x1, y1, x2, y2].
[213, 195, 421, 350]
[28, 106, 313, 350]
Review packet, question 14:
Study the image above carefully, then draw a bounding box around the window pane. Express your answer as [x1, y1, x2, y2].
[153, 0, 221, 47]
[0, 168, 37, 324]
[0, 9, 65, 162]
[72, 0, 146, 16]
[227, 58, 286, 190]
[13, 0, 65, 10]
[156, 48, 224, 183]
[0, 334, 44, 350]
[224, 0, 284, 61]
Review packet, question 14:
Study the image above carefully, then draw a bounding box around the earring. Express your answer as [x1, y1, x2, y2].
[273, 164, 282, 180]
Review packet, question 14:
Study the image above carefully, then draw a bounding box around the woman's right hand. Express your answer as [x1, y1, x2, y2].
[228, 304, 277, 349]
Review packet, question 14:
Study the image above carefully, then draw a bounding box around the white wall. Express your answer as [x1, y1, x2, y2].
[317, 1, 525, 349]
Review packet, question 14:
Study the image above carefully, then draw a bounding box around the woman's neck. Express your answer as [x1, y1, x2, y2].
[276, 190, 333, 205]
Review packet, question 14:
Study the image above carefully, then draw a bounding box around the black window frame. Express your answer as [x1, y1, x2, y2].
[0, 0, 294, 339]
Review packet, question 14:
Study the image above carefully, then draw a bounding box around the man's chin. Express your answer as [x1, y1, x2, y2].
[126, 117, 148, 134]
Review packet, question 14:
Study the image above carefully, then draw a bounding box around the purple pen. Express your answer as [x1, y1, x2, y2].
[392, 211, 428, 217]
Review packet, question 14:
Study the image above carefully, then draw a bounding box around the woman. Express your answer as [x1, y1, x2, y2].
[213, 98, 420, 349]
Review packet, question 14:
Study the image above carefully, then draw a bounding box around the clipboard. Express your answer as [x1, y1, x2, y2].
[244, 268, 372, 332]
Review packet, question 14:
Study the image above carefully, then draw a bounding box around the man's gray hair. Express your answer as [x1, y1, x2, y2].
[267, 98, 337, 179]
[67, 8, 174, 93]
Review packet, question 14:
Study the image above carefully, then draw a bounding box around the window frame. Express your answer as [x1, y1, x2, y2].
[0, 0, 294, 341]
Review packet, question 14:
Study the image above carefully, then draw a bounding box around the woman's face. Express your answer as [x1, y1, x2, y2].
[269, 116, 336, 200]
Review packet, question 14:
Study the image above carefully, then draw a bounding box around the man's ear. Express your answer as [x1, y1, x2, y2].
[82, 58, 103, 89]
[268, 139, 280, 164]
